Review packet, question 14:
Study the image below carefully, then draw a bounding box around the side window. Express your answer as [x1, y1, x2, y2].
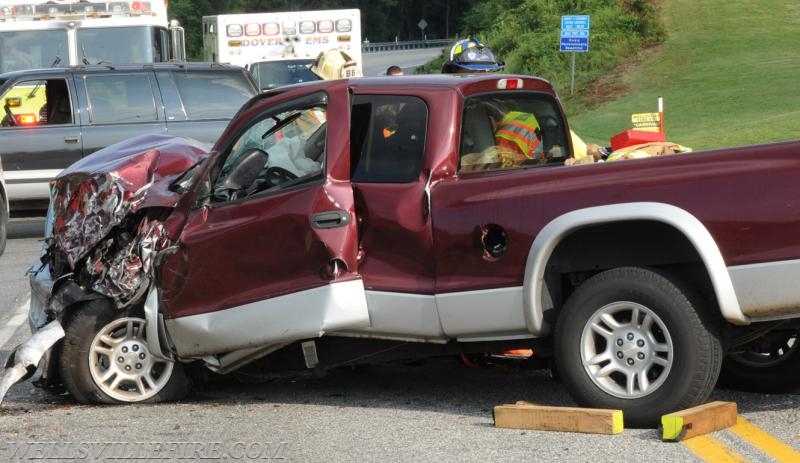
[170, 71, 255, 121]
[1, 78, 72, 127]
[459, 92, 570, 173]
[210, 94, 327, 204]
[84, 74, 157, 124]
[350, 95, 427, 183]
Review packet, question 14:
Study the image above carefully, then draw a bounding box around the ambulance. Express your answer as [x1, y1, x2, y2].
[202, 9, 362, 90]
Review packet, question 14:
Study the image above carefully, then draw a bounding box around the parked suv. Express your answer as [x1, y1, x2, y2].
[0, 63, 258, 210]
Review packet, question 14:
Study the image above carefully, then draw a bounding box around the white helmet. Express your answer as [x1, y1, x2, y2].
[310, 49, 362, 80]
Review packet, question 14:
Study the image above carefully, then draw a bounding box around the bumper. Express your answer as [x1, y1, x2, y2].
[0, 320, 64, 404]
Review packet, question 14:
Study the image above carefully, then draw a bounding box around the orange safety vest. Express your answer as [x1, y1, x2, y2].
[494, 111, 542, 162]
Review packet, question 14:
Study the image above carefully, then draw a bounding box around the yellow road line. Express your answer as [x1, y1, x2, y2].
[683, 434, 750, 463]
[729, 416, 800, 463]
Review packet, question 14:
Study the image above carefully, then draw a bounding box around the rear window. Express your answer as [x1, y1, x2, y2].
[459, 92, 570, 173]
[170, 71, 255, 121]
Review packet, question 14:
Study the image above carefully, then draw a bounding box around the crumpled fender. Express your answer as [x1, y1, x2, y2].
[0, 321, 65, 405]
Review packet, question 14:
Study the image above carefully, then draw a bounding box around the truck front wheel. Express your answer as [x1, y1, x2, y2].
[554, 267, 722, 427]
[59, 299, 190, 404]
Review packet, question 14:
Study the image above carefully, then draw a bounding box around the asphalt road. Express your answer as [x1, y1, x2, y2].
[1, 217, 799, 462]
[362, 48, 445, 76]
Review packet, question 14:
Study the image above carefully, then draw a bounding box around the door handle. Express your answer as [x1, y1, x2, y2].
[64, 135, 80, 143]
[310, 210, 350, 229]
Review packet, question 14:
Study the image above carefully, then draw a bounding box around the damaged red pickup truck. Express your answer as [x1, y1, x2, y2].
[6, 74, 800, 426]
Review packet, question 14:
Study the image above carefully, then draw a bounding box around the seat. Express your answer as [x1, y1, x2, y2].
[460, 103, 496, 154]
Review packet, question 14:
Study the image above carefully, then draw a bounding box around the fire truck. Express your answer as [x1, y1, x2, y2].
[202, 9, 361, 90]
[0, 0, 185, 73]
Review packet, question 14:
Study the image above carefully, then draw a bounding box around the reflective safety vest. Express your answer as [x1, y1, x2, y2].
[494, 111, 542, 161]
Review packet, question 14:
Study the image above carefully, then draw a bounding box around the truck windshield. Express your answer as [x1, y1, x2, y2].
[77, 26, 168, 65]
[249, 60, 320, 91]
[0, 31, 69, 73]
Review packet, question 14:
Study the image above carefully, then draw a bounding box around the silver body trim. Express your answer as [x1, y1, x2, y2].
[523, 202, 747, 336]
[436, 287, 528, 337]
[143, 285, 171, 361]
[728, 259, 800, 320]
[4, 169, 61, 202]
[336, 291, 446, 341]
[165, 279, 371, 357]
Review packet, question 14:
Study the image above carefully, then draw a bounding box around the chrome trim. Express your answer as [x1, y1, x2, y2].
[523, 202, 747, 336]
[165, 279, 370, 357]
[728, 259, 800, 320]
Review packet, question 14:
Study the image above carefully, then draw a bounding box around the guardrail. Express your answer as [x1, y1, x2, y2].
[362, 39, 452, 53]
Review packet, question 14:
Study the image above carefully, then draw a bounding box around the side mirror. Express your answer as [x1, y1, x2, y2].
[217, 148, 268, 192]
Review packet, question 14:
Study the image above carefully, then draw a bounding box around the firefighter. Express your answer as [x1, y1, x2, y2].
[441, 37, 504, 74]
[493, 110, 543, 167]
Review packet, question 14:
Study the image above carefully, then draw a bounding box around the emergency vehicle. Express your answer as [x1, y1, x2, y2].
[202, 9, 361, 89]
[0, 0, 185, 72]
[0, 0, 185, 124]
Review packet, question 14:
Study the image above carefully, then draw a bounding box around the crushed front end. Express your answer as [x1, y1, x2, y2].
[1, 134, 209, 404]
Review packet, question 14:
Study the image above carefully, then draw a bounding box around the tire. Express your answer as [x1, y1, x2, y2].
[59, 298, 190, 404]
[554, 267, 722, 427]
[719, 329, 800, 393]
[0, 193, 7, 256]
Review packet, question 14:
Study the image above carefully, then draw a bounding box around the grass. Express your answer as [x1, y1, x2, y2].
[565, 0, 800, 150]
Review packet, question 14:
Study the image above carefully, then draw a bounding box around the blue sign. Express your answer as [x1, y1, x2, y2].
[561, 15, 590, 30]
[561, 29, 589, 38]
[560, 37, 589, 52]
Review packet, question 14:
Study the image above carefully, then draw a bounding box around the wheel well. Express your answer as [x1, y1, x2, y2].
[544, 220, 717, 317]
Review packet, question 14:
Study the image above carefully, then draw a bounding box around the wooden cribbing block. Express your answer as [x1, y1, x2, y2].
[493, 401, 623, 435]
[661, 401, 738, 442]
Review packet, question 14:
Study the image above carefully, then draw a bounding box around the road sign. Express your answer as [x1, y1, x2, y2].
[417, 19, 428, 30]
[560, 15, 591, 95]
[561, 15, 590, 30]
[561, 29, 589, 38]
[560, 37, 589, 52]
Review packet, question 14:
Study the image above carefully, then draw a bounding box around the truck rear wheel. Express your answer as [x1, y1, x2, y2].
[59, 298, 189, 404]
[554, 267, 722, 427]
[719, 329, 800, 393]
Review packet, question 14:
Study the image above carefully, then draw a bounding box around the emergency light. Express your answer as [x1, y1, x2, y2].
[0, 1, 155, 22]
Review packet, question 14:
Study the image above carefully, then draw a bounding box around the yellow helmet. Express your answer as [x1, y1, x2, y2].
[310, 49, 363, 80]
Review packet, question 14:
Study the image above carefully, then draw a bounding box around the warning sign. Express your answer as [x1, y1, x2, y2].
[631, 112, 661, 132]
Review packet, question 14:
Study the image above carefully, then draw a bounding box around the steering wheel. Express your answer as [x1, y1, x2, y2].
[265, 167, 297, 187]
[3, 104, 17, 127]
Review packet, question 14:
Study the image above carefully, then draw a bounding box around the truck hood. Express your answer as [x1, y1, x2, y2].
[52, 133, 211, 269]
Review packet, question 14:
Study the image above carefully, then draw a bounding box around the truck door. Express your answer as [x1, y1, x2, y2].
[0, 76, 82, 202]
[346, 94, 442, 339]
[77, 71, 166, 157]
[159, 82, 370, 357]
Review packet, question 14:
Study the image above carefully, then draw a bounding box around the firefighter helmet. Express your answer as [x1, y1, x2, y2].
[442, 38, 504, 74]
[310, 49, 363, 80]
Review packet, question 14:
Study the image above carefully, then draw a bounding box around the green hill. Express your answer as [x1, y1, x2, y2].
[567, 0, 800, 150]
